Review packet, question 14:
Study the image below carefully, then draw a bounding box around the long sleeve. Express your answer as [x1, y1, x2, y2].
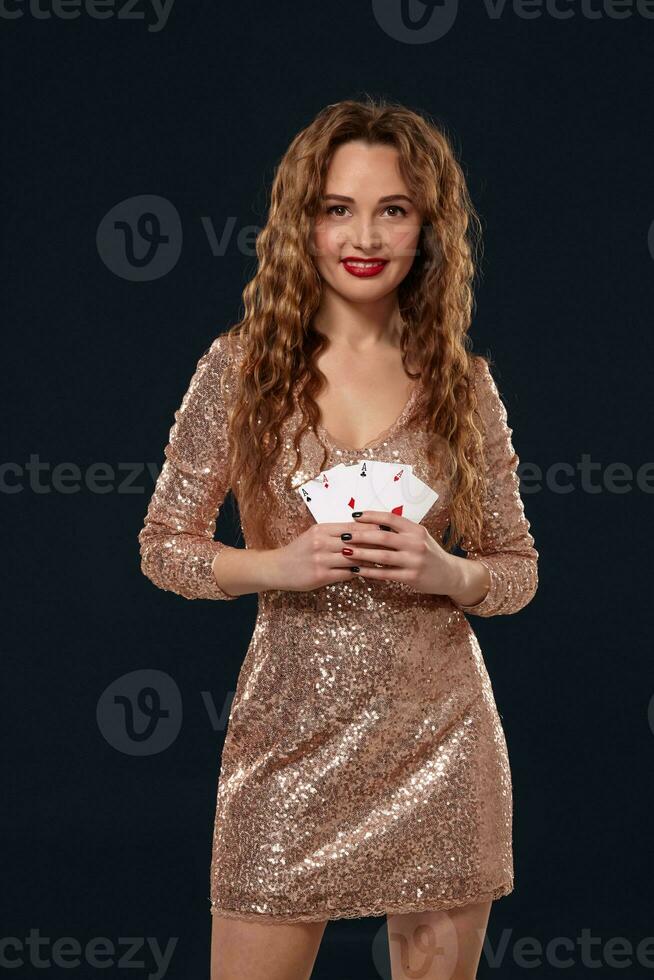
[138, 333, 238, 601]
[451, 356, 539, 617]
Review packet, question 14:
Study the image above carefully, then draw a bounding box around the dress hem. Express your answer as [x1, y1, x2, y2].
[209, 878, 513, 924]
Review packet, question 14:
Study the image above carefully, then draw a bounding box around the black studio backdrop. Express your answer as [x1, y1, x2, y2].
[3, 3, 653, 979]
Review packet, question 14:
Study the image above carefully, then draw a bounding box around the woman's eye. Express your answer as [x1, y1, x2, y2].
[326, 205, 348, 216]
[384, 205, 407, 217]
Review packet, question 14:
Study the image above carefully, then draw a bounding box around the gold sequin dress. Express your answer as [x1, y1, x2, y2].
[138, 333, 539, 923]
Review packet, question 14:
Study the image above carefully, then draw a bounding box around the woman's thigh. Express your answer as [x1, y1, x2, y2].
[210, 911, 329, 980]
[386, 898, 493, 980]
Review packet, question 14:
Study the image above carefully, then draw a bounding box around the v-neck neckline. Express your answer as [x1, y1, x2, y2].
[314, 381, 422, 455]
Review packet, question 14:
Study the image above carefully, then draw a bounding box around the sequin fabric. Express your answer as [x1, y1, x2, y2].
[138, 333, 539, 923]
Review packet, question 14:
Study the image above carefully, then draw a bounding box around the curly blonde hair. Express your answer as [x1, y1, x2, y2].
[221, 95, 489, 552]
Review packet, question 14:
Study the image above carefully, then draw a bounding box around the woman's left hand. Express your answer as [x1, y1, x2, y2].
[347, 510, 460, 597]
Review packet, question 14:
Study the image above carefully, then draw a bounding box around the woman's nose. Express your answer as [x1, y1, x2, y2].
[349, 218, 383, 249]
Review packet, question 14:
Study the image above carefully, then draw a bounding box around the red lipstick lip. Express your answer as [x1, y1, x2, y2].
[340, 257, 389, 278]
[341, 257, 388, 263]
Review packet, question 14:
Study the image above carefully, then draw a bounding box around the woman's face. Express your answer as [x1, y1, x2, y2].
[311, 139, 423, 304]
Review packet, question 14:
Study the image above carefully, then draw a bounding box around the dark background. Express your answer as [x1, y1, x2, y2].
[4, 2, 653, 978]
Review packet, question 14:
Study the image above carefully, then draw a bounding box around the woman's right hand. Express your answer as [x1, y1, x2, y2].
[267, 522, 384, 593]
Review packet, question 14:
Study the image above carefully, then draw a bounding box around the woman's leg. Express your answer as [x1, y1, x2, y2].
[386, 898, 493, 980]
[210, 911, 329, 980]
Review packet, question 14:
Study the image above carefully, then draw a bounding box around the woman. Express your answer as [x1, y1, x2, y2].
[138, 97, 538, 980]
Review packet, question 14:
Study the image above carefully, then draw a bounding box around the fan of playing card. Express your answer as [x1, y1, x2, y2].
[297, 460, 439, 525]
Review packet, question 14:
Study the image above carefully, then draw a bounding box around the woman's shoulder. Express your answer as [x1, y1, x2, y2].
[178, 330, 245, 414]
[197, 330, 245, 392]
[470, 353, 503, 398]
[206, 328, 245, 366]
[468, 353, 510, 428]
[470, 352, 493, 383]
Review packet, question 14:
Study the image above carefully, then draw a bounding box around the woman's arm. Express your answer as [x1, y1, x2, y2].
[447, 553, 492, 608]
[449, 356, 539, 617]
[138, 333, 264, 600]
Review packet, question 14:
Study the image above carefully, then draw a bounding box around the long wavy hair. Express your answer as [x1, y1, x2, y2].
[220, 95, 489, 552]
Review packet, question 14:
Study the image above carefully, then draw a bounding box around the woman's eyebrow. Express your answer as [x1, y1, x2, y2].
[322, 193, 414, 204]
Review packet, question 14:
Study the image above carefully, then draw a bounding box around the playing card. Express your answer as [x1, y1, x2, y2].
[319, 459, 381, 522]
[334, 459, 406, 517]
[373, 467, 439, 522]
[296, 463, 349, 523]
[362, 460, 415, 510]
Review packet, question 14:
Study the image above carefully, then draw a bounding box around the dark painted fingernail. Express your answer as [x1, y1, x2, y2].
[341, 532, 352, 541]
[379, 524, 391, 531]
[352, 511, 362, 518]
[350, 566, 360, 573]
[342, 547, 353, 556]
